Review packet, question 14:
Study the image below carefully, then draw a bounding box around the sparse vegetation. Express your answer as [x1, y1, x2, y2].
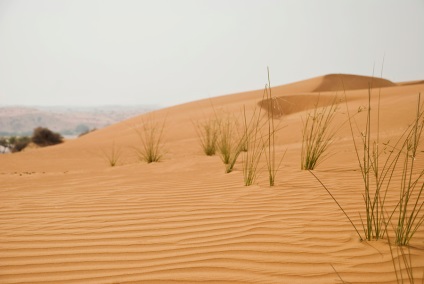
[31, 127, 63, 147]
[237, 68, 286, 185]
[13, 136, 31, 152]
[311, 81, 424, 245]
[262, 68, 284, 186]
[393, 94, 424, 246]
[301, 96, 338, 170]
[1, 127, 63, 152]
[0, 137, 10, 153]
[242, 105, 265, 186]
[134, 117, 166, 163]
[216, 113, 244, 173]
[101, 141, 122, 167]
[194, 116, 219, 156]
[0, 136, 31, 153]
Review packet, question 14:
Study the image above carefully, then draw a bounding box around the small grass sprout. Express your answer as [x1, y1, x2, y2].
[101, 141, 122, 167]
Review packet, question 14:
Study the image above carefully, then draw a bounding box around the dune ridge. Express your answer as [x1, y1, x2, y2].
[1, 74, 424, 283]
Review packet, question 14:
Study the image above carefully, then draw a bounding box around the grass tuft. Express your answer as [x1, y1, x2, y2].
[301, 96, 338, 170]
[216, 113, 244, 173]
[242, 105, 266, 186]
[262, 67, 284, 186]
[312, 72, 424, 245]
[194, 116, 219, 156]
[101, 141, 122, 167]
[134, 117, 166, 163]
[394, 93, 424, 246]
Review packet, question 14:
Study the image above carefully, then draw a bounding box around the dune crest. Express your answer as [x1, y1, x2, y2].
[314, 74, 395, 92]
[259, 74, 398, 117]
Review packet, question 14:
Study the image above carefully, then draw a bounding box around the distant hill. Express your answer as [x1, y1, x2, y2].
[0, 105, 157, 137]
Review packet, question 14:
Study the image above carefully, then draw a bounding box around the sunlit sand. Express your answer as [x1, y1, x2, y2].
[1, 74, 423, 283]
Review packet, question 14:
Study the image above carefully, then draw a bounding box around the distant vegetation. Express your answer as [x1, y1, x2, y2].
[0, 127, 63, 153]
[31, 127, 63, 147]
[0, 105, 156, 137]
[0, 136, 30, 153]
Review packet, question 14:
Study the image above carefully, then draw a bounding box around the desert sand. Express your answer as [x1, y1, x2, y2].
[1, 74, 423, 283]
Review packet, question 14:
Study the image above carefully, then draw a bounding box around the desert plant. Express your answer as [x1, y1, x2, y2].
[31, 127, 63, 147]
[262, 67, 284, 186]
[11, 136, 31, 152]
[346, 89, 424, 243]
[194, 116, 219, 156]
[311, 85, 398, 241]
[101, 141, 122, 167]
[216, 113, 244, 173]
[0, 137, 10, 153]
[0, 137, 7, 147]
[242, 105, 266, 186]
[301, 96, 338, 170]
[311, 78, 424, 244]
[393, 94, 424, 246]
[134, 117, 166, 163]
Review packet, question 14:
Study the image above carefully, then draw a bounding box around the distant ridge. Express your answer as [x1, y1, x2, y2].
[0, 105, 155, 136]
[260, 73, 403, 117]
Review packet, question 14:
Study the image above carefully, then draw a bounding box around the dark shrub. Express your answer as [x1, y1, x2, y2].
[0, 137, 8, 148]
[31, 127, 63, 147]
[12, 136, 30, 152]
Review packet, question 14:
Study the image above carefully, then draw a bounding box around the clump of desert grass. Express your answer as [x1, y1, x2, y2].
[311, 79, 424, 245]
[134, 116, 166, 163]
[239, 67, 285, 186]
[393, 93, 424, 246]
[216, 112, 244, 173]
[194, 116, 219, 156]
[262, 67, 285, 186]
[301, 96, 339, 170]
[101, 141, 122, 167]
[241, 105, 266, 186]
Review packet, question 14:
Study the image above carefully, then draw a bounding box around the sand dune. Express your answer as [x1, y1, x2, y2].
[1, 74, 424, 283]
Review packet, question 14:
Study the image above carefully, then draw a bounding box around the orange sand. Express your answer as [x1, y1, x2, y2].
[1, 74, 423, 283]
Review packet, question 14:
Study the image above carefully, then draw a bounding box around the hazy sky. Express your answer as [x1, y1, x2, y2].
[0, 0, 423, 107]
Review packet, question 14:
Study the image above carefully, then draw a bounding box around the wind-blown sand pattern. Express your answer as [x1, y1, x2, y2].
[1, 74, 423, 283]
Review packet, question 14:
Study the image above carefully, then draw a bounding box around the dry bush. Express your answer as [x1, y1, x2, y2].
[31, 127, 63, 147]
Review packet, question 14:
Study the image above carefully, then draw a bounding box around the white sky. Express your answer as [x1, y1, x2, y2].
[0, 0, 423, 107]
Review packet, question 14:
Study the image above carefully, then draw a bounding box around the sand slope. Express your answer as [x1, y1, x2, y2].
[1, 74, 424, 283]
